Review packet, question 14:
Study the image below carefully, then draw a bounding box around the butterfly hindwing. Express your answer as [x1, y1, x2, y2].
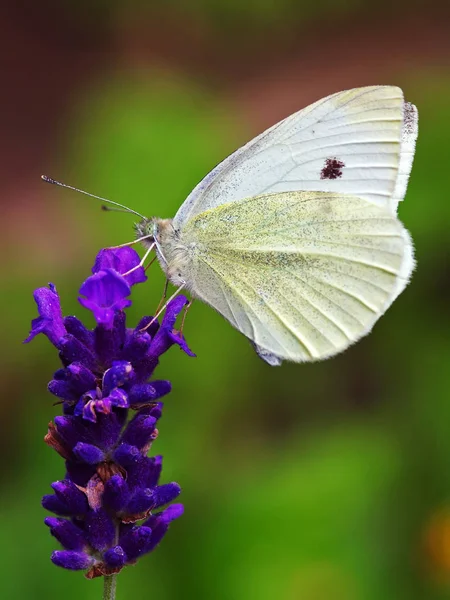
[181, 191, 414, 363]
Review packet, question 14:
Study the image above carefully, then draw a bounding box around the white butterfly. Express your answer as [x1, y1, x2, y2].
[134, 86, 418, 366]
[47, 86, 417, 366]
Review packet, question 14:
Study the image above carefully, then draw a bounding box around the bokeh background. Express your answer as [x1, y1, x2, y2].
[3, 1, 450, 598]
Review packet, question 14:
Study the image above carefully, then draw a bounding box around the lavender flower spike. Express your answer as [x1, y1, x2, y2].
[25, 247, 193, 582]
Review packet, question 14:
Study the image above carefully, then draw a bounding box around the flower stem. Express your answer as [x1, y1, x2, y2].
[103, 574, 117, 600]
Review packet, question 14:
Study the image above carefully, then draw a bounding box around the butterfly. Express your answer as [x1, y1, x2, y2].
[131, 86, 418, 365]
[45, 86, 418, 366]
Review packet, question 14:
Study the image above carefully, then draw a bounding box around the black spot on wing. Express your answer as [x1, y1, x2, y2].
[320, 157, 345, 180]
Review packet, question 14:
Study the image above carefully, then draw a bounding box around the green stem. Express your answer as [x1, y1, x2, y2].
[103, 574, 117, 600]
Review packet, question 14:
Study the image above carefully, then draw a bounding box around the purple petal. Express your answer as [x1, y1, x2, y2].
[75, 390, 128, 422]
[85, 508, 115, 551]
[63, 316, 93, 349]
[159, 503, 184, 524]
[134, 315, 160, 338]
[58, 335, 97, 372]
[144, 455, 162, 489]
[53, 368, 67, 381]
[52, 480, 89, 515]
[126, 489, 154, 515]
[48, 363, 96, 401]
[94, 310, 127, 366]
[67, 362, 97, 391]
[51, 550, 94, 571]
[90, 397, 112, 415]
[89, 412, 123, 450]
[92, 247, 147, 286]
[48, 379, 79, 402]
[74, 391, 98, 422]
[144, 504, 184, 528]
[128, 381, 171, 407]
[148, 295, 195, 358]
[80, 400, 98, 423]
[54, 416, 91, 450]
[79, 269, 132, 329]
[126, 455, 158, 490]
[121, 330, 152, 363]
[73, 442, 105, 464]
[107, 388, 129, 409]
[167, 330, 196, 357]
[161, 295, 189, 329]
[103, 475, 130, 512]
[151, 483, 181, 508]
[119, 526, 153, 561]
[42, 494, 72, 516]
[24, 284, 66, 346]
[113, 443, 141, 468]
[147, 402, 164, 420]
[64, 462, 97, 488]
[144, 521, 169, 554]
[112, 452, 156, 491]
[103, 546, 127, 569]
[120, 415, 157, 449]
[130, 355, 159, 386]
[102, 362, 134, 396]
[45, 517, 87, 551]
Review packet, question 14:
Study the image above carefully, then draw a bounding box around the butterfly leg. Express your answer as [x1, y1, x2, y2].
[179, 299, 193, 337]
[122, 243, 155, 277]
[108, 235, 154, 250]
[154, 279, 169, 315]
[140, 283, 186, 332]
[144, 254, 158, 273]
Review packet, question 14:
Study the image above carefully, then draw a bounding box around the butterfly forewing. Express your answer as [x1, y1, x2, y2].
[174, 86, 418, 229]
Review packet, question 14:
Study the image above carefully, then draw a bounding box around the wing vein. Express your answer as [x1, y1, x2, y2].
[308, 273, 382, 312]
[286, 269, 368, 328]
[202, 255, 316, 359]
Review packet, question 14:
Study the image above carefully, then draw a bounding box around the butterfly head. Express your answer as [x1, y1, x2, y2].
[135, 217, 165, 251]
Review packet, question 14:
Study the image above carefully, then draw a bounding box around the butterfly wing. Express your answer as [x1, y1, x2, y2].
[181, 191, 414, 363]
[174, 86, 418, 229]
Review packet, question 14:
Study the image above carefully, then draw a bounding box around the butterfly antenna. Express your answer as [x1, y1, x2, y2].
[101, 205, 132, 214]
[41, 175, 146, 220]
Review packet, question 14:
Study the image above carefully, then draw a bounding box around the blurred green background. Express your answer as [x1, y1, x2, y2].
[3, 1, 450, 598]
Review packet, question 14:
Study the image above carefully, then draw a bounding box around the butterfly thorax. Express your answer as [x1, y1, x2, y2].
[136, 217, 194, 288]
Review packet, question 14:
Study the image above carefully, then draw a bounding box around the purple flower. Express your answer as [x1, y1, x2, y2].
[92, 247, 147, 286]
[24, 283, 67, 346]
[77, 247, 147, 329]
[79, 269, 132, 329]
[149, 296, 196, 358]
[26, 246, 192, 578]
[26, 247, 194, 422]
